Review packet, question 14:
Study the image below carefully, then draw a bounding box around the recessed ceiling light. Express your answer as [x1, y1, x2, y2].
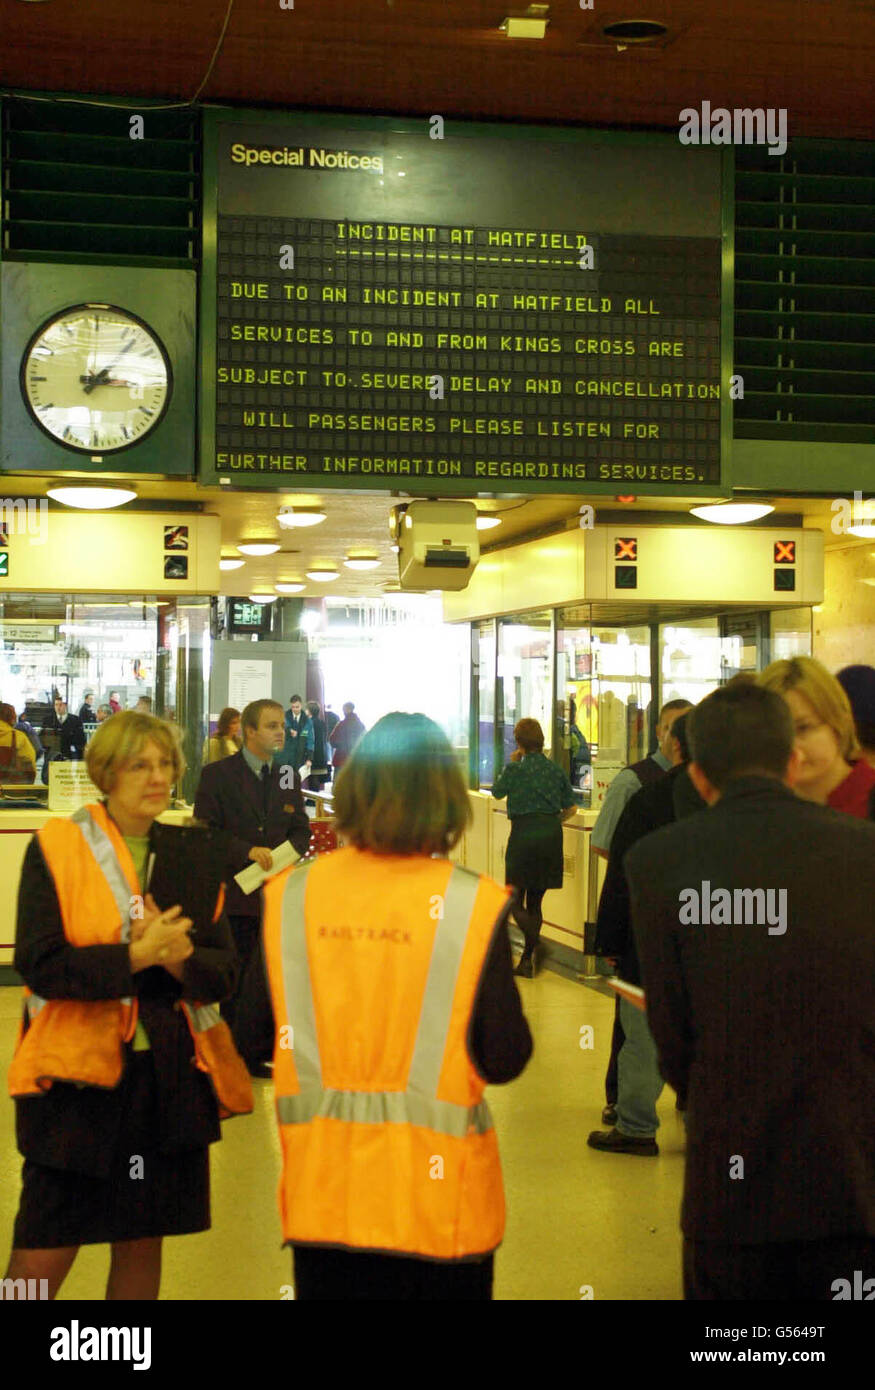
[500, 6, 549, 39]
[389, 543, 400, 554]
[476, 514, 502, 531]
[275, 581, 306, 594]
[47, 487, 137, 510]
[344, 554, 381, 570]
[248, 594, 277, 604]
[219, 558, 245, 571]
[690, 503, 775, 525]
[306, 567, 340, 582]
[237, 541, 281, 556]
[277, 507, 327, 529]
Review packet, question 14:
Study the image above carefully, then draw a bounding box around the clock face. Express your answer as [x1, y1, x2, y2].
[20, 303, 173, 454]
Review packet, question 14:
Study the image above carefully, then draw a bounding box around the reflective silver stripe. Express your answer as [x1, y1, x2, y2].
[26, 994, 47, 1020]
[276, 1088, 493, 1137]
[184, 1003, 220, 1033]
[70, 806, 134, 1008]
[408, 867, 480, 1095]
[72, 806, 135, 942]
[277, 862, 322, 1088]
[275, 861, 494, 1137]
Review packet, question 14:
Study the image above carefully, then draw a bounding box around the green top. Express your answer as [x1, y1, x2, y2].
[123, 834, 152, 1052]
[492, 752, 576, 819]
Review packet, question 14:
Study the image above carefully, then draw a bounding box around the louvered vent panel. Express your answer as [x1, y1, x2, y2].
[734, 140, 875, 443]
[1, 97, 200, 266]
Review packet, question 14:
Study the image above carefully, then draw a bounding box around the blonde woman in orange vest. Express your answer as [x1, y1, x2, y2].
[251, 711, 532, 1300]
[5, 711, 252, 1300]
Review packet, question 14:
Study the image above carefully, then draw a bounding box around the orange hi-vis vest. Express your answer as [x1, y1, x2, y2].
[8, 802, 253, 1120]
[262, 847, 511, 1261]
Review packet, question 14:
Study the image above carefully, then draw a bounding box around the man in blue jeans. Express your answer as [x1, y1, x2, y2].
[588, 712, 703, 1155]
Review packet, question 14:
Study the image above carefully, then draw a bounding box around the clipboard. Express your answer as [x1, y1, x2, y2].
[146, 821, 229, 936]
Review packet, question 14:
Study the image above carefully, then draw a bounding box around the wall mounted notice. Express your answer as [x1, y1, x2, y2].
[228, 658, 273, 710]
[202, 112, 728, 496]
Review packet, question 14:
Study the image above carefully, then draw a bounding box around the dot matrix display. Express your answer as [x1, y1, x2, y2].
[205, 118, 727, 495]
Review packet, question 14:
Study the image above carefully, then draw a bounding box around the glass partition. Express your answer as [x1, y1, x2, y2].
[768, 606, 813, 662]
[0, 592, 200, 794]
[497, 611, 553, 768]
[474, 620, 497, 787]
[659, 616, 722, 705]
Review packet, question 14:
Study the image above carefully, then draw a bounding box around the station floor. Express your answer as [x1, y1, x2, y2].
[0, 968, 685, 1301]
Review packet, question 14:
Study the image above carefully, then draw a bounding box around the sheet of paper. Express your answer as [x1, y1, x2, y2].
[234, 838, 301, 894]
[227, 658, 273, 711]
[606, 977, 647, 1012]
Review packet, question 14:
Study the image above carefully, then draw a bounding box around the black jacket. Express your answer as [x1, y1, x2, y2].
[193, 750, 311, 917]
[13, 829, 238, 1178]
[625, 776, 875, 1244]
[40, 711, 86, 759]
[594, 763, 704, 984]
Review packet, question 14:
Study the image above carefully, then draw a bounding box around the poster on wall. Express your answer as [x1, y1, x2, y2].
[202, 110, 729, 497]
[228, 658, 273, 710]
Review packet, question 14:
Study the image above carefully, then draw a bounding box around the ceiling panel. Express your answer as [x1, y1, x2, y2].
[1, 475, 869, 601]
[1, 1, 873, 139]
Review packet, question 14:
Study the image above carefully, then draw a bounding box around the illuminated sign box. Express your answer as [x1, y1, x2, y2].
[201, 111, 730, 498]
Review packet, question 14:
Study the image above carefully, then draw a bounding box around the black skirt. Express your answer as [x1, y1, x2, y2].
[292, 1246, 494, 1300]
[505, 813, 564, 891]
[12, 1051, 210, 1249]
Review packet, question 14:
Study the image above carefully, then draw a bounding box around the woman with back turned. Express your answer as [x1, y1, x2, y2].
[254, 712, 532, 1300]
[492, 717, 578, 977]
[5, 711, 251, 1299]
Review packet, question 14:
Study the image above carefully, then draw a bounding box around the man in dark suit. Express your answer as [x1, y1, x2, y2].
[625, 681, 875, 1300]
[40, 697, 86, 782]
[194, 697, 311, 1055]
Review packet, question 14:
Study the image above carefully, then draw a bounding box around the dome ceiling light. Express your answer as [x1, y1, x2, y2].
[219, 558, 245, 571]
[690, 503, 775, 525]
[47, 487, 137, 510]
[277, 506, 327, 529]
[275, 581, 307, 594]
[237, 541, 281, 556]
[343, 553, 381, 570]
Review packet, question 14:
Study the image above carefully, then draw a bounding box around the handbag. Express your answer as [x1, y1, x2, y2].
[0, 730, 36, 784]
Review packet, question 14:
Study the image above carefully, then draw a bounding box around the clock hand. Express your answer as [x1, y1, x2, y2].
[82, 340, 136, 394]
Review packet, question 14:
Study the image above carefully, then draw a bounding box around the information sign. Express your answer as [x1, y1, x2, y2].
[202, 113, 730, 496]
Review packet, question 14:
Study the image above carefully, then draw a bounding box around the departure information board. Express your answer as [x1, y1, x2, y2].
[202, 113, 729, 496]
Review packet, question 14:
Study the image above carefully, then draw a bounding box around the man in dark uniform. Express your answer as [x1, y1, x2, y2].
[626, 682, 875, 1299]
[40, 697, 86, 782]
[194, 698, 311, 1065]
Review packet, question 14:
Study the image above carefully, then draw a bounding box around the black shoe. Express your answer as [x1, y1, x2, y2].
[601, 1104, 618, 1126]
[515, 955, 534, 978]
[587, 1128, 658, 1156]
[248, 1062, 273, 1080]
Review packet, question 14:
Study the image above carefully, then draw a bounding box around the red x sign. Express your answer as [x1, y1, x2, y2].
[615, 538, 637, 561]
[774, 541, 795, 564]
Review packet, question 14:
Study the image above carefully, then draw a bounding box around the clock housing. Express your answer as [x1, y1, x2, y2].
[20, 303, 173, 454]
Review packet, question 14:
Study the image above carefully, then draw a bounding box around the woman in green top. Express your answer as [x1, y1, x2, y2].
[492, 718, 577, 977]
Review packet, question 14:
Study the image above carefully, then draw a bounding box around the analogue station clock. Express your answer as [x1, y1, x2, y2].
[20, 303, 173, 453]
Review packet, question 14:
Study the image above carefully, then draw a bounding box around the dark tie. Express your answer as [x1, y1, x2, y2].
[260, 762, 271, 811]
